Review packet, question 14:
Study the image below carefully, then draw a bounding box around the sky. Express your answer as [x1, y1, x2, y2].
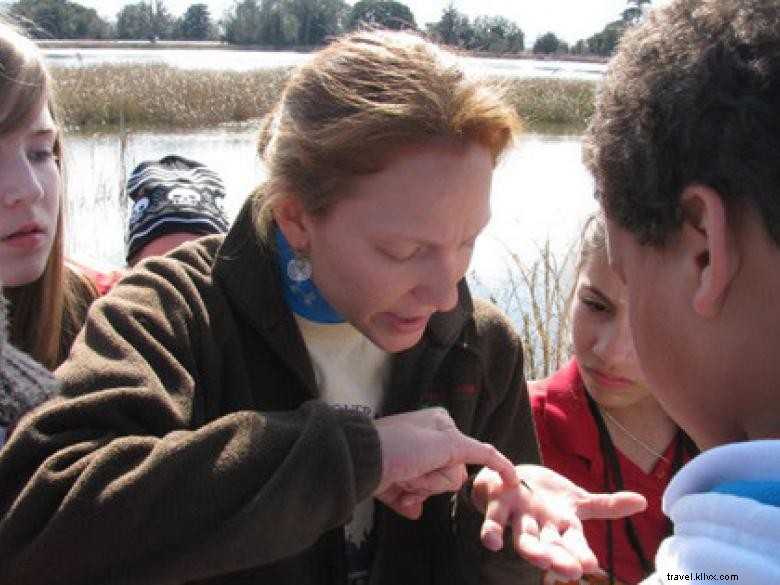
[75, 0, 671, 45]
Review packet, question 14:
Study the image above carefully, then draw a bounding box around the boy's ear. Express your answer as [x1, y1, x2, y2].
[680, 185, 739, 319]
[272, 193, 309, 251]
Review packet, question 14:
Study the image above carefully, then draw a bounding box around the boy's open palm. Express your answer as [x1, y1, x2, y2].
[473, 464, 647, 580]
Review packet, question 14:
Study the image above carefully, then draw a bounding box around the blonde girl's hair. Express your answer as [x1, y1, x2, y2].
[0, 17, 97, 369]
[251, 29, 521, 240]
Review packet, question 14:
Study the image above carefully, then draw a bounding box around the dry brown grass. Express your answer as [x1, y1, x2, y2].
[51, 64, 596, 133]
[498, 77, 596, 132]
[471, 240, 574, 380]
[51, 64, 292, 130]
[516, 241, 572, 380]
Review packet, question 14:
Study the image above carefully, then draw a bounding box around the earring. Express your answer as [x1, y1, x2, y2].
[287, 253, 312, 283]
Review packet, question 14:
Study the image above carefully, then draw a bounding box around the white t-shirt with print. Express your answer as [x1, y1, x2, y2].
[294, 315, 391, 585]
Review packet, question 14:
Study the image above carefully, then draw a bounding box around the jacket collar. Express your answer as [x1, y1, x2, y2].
[213, 200, 289, 331]
[213, 200, 318, 394]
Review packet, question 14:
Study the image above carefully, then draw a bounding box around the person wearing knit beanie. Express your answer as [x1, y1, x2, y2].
[0, 284, 59, 448]
[125, 154, 230, 266]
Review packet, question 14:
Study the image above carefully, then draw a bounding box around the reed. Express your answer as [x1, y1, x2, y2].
[51, 64, 596, 133]
[469, 239, 574, 381]
[498, 77, 596, 132]
[52, 64, 292, 130]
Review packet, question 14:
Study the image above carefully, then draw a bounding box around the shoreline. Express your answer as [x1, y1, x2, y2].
[37, 38, 608, 64]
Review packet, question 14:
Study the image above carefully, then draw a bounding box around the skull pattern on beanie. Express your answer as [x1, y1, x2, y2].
[125, 154, 230, 264]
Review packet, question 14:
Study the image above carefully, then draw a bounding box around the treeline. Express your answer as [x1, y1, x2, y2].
[7, 0, 218, 41]
[7, 0, 651, 56]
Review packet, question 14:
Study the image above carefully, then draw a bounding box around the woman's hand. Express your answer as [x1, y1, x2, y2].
[372, 408, 518, 519]
[472, 464, 647, 580]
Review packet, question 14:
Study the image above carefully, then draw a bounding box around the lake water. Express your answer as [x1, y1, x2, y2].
[64, 126, 598, 290]
[43, 47, 606, 81]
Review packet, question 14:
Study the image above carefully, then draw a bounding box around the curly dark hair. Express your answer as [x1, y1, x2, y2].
[583, 0, 780, 246]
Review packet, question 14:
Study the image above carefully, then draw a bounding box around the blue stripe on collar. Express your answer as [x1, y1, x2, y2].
[275, 230, 345, 324]
[711, 480, 780, 507]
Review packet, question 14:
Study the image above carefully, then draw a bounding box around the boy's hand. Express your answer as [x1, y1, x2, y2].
[472, 464, 647, 580]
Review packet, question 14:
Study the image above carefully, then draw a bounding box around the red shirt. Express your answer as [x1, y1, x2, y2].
[529, 359, 690, 585]
[67, 260, 125, 297]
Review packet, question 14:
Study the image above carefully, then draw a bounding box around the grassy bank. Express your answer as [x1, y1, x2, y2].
[52, 64, 291, 131]
[51, 63, 596, 133]
[502, 77, 596, 131]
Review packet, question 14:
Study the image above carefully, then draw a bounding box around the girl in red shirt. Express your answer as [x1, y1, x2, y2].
[529, 213, 697, 585]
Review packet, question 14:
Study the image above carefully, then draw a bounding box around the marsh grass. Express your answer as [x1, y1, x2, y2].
[498, 77, 596, 132]
[470, 240, 574, 380]
[51, 64, 596, 133]
[52, 64, 292, 131]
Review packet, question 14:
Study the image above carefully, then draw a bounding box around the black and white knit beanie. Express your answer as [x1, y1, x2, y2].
[0, 288, 60, 430]
[125, 154, 230, 264]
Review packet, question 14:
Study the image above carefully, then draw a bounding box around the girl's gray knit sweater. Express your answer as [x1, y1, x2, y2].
[0, 287, 59, 437]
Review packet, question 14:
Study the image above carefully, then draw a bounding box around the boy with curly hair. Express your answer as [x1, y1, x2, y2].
[583, 0, 780, 581]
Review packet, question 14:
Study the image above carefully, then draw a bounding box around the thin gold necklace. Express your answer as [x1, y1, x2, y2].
[599, 406, 671, 464]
